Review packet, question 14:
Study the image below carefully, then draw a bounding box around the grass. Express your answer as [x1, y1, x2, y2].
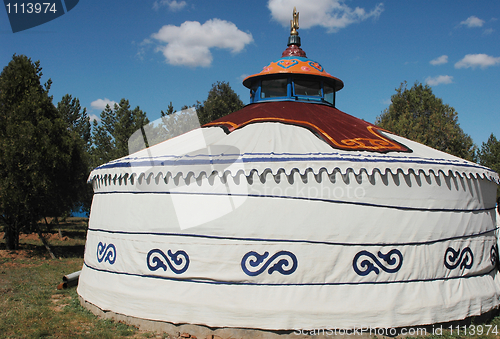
[2, 217, 500, 338]
[0, 218, 166, 339]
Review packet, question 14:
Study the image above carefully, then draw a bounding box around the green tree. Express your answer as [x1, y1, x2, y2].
[158, 105, 200, 143]
[0, 55, 88, 249]
[90, 104, 114, 168]
[57, 94, 93, 213]
[197, 81, 244, 125]
[376, 82, 475, 161]
[58, 94, 91, 154]
[478, 133, 500, 198]
[161, 101, 175, 117]
[141, 102, 201, 149]
[90, 99, 149, 168]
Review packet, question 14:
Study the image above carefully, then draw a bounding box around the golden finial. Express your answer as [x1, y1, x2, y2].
[290, 7, 299, 36]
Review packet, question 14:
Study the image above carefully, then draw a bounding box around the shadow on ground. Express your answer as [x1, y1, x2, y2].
[0, 217, 88, 258]
[0, 241, 86, 258]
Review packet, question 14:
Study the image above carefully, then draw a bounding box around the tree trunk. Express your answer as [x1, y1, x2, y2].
[55, 217, 62, 239]
[36, 221, 56, 259]
[3, 223, 19, 250]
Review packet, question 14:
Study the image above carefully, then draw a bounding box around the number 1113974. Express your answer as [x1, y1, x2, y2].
[6, 3, 57, 14]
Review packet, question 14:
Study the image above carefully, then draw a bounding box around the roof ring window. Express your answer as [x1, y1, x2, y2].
[261, 79, 288, 99]
[324, 84, 334, 105]
[294, 79, 321, 97]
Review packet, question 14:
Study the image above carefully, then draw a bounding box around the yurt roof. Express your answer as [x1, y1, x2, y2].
[87, 7, 499, 187]
[88, 116, 499, 187]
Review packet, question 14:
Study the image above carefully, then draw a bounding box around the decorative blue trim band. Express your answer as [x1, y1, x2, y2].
[87, 227, 497, 248]
[83, 262, 496, 286]
[97, 150, 489, 165]
[93, 152, 492, 173]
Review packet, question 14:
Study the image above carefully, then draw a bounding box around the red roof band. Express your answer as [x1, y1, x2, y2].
[204, 101, 412, 153]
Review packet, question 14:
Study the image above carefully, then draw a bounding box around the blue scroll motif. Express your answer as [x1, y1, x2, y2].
[241, 251, 298, 276]
[97, 242, 116, 264]
[353, 249, 403, 276]
[147, 249, 190, 274]
[444, 247, 473, 270]
[491, 245, 498, 268]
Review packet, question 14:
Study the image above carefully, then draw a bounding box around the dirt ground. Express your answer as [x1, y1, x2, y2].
[0, 229, 85, 262]
[0, 232, 70, 242]
[0, 247, 30, 260]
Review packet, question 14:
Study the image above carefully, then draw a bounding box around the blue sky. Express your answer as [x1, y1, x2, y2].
[1, 0, 499, 147]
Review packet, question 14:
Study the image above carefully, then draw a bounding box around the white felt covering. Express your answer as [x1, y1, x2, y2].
[79, 123, 500, 330]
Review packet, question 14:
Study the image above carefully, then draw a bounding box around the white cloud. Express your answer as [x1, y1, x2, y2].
[238, 74, 250, 82]
[455, 54, 500, 69]
[89, 114, 101, 123]
[153, 0, 187, 12]
[135, 39, 152, 60]
[268, 0, 383, 33]
[430, 55, 448, 66]
[425, 75, 453, 86]
[483, 28, 494, 35]
[460, 16, 485, 28]
[151, 19, 253, 67]
[91, 98, 118, 111]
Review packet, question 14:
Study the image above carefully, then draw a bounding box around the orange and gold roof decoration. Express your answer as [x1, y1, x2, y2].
[243, 7, 343, 91]
[243, 54, 344, 91]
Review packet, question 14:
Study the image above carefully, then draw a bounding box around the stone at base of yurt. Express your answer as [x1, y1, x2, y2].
[78, 294, 500, 338]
